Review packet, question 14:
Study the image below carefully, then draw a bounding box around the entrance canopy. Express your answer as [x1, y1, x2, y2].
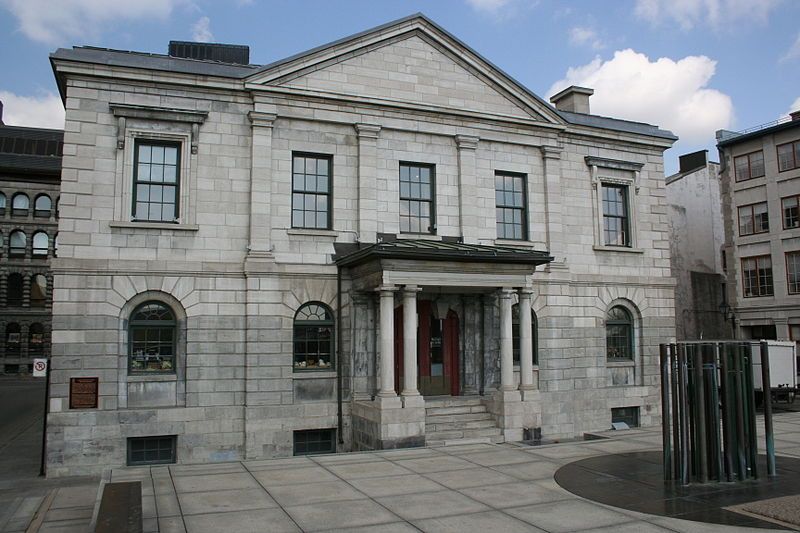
[334, 239, 553, 291]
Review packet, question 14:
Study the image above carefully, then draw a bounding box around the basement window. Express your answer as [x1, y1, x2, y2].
[293, 429, 335, 456]
[611, 407, 640, 428]
[127, 436, 177, 465]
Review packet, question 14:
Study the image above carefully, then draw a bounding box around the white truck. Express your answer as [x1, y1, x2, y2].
[751, 340, 797, 404]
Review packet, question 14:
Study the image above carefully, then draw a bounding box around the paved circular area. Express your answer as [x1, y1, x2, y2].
[554, 450, 800, 530]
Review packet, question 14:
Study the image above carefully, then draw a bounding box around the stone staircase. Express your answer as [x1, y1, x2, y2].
[425, 396, 504, 446]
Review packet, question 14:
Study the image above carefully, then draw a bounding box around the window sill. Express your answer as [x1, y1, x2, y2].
[127, 373, 177, 382]
[293, 370, 336, 379]
[287, 228, 338, 238]
[607, 359, 635, 367]
[593, 245, 644, 254]
[496, 239, 536, 248]
[110, 221, 199, 231]
[397, 233, 439, 241]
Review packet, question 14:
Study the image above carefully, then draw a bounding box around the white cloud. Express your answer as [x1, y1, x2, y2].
[568, 27, 604, 50]
[788, 97, 800, 116]
[0, 0, 180, 45]
[465, 0, 512, 13]
[781, 33, 800, 63]
[192, 16, 213, 43]
[547, 49, 733, 144]
[634, 0, 780, 30]
[0, 91, 65, 129]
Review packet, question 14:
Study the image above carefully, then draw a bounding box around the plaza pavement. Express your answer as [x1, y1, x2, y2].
[22, 410, 800, 532]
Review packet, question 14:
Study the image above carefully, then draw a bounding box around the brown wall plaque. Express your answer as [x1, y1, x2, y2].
[70, 377, 99, 409]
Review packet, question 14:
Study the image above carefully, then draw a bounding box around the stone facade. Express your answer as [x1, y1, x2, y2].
[46, 14, 676, 476]
[717, 115, 800, 342]
[0, 123, 62, 374]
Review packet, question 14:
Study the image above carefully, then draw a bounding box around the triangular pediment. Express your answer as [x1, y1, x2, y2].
[246, 15, 564, 125]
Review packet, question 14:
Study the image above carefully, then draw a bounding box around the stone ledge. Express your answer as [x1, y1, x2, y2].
[109, 221, 199, 232]
[286, 228, 339, 238]
[592, 245, 645, 254]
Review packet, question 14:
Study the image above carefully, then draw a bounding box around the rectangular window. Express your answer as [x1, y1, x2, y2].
[611, 407, 640, 428]
[742, 255, 773, 297]
[787, 251, 800, 294]
[133, 141, 180, 222]
[127, 436, 176, 465]
[737, 202, 769, 236]
[292, 153, 332, 229]
[495, 172, 527, 240]
[602, 184, 630, 247]
[734, 151, 765, 181]
[783, 196, 800, 229]
[399, 162, 435, 234]
[293, 429, 335, 456]
[778, 140, 800, 172]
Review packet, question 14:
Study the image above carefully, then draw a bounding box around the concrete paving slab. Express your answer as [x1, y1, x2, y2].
[348, 473, 444, 497]
[375, 447, 445, 459]
[48, 485, 97, 509]
[325, 459, 414, 479]
[493, 460, 560, 480]
[177, 487, 278, 515]
[244, 457, 315, 470]
[183, 507, 300, 533]
[158, 516, 187, 533]
[420, 466, 517, 489]
[459, 480, 570, 509]
[320, 522, 419, 533]
[170, 462, 247, 477]
[155, 492, 182, 517]
[376, 489, 490, 521]
[456, 449, 537, 467]
[250, 465, 340, 486]
[267, 480, 367, 506]
[172, 472, 260, 493]
[282, 499, 400, 531]
[392, 454, 475, 473]
[505, 499, 638, 533]
[648, 516, 772, 532]
[578, 519, 675, 532]
[523, 444, 602, 462]
[412, 509, 547, 533]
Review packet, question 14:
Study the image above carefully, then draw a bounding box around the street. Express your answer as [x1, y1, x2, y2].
[0, 377, 45, 482]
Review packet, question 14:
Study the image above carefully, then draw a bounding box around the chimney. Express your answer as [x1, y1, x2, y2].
[0, 100, 4, 125]
[550, 86, 594, 114]
[678, 150, 708, 174]
[168, 41, 250, 65]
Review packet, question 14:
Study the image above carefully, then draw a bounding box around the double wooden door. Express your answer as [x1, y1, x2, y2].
[394, 300, 459, 396]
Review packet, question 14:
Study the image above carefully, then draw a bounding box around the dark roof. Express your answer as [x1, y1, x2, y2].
[49, 13, 675, 142]
[334, 239, 553, 267]
[0, 125, 63, 176]
[717, 119, 800, 148]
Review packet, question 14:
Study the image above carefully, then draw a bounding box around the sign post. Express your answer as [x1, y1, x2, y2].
[35, 358, 50, 476]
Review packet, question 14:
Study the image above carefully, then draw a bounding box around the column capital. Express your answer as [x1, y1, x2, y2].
[248, 111, 277, 128]
[376, 284, 398, 293]
[498, 287, 515, 299]
[540, 145, 562, 160]
[518, 287, 535, 297]
[455, 134, 479, 151]
[402, 284, 423, 294]
[355, 123, 382, 139]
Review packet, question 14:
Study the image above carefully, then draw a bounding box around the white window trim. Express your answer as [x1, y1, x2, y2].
[586, 156, 643, 251]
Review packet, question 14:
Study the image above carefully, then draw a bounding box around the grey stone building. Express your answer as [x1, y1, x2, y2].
[0, 111, 62, 374]
[717, 112, 800, 342]
[666, 150, 730, 340]
[46, 14, 676, 476]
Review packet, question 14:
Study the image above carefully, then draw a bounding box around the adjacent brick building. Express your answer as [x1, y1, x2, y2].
[46, 14, 677, 475]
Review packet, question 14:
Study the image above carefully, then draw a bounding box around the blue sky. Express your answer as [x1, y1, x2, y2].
[1, 0, 798, 174]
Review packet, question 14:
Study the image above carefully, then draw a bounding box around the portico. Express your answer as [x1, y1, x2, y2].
[336, 239, 552, 449]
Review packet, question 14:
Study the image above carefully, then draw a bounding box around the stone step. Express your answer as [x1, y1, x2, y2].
[425, 412, 494, 424]
[427, 434, 505, 447]
[425, 405, 488, 416]
[426, 426, 503, 441]
[427, 419, 498, 432]
[424, 396, 483, 408]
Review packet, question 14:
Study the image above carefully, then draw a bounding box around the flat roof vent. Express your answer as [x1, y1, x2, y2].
[168, 41, 250, 65]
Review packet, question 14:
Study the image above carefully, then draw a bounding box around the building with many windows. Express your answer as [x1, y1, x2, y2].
[45, 14, 677, 475]
[717, 111, 800, 341]
[0, 113, 62, 374]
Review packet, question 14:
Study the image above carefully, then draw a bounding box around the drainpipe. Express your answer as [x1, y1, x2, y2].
[336, 264, 344, 445]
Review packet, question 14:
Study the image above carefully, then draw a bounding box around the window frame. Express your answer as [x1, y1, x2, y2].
[11, 193, 29, 217]
[293, 301, 335, 372]
[399, 161, 436, 235]
[0, 192, 6, 216]
[601, 183, 631, 247]
[127, 435, 177, 466]
[741, 254, 774, 298]
[495, 171, 528, 241]
[787, 251, 800, 295]
[128, 301, 178, 374]
[293, 429, 336, 456]
[34, 194, 52, 218]
[32, 231, 49, 257]
[782, 195, 800, 230]
[132, 140, 182, 224]
[9, 230, 26, 256]
[291, 152, 333, 230]
[734, 150, 766, 182]
[777, 140, 800, 172]
[737, 201, 769, 236]
[606, 306, 634, 361]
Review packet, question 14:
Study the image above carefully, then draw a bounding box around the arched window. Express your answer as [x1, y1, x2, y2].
[6, 323, 21, 354]
[129, 302, 177, 373]
[32, 232, 49, 256]
[7, 273, 23, 307]
[9, 230, 26, 256]
[34, 195, 52, 217]
[29, 323, 45, 355]
[512, 304, 539, 366]
[11, 193, 29, 216]
[0, 192, 6, 215]
[606, 306, 633, 360]
[31, 275, 47, 307]
[293, 302, 334, 370]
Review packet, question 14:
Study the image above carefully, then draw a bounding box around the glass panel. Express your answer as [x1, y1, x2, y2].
[164, 146, 178, 165]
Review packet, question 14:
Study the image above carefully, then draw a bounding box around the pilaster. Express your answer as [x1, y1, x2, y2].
[541, 145, 567, 271]
[356, 124, 381, 243]
[246, 111, 277, 266]
[455, 134, 479, 243]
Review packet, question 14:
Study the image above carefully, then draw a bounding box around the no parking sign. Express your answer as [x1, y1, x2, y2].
[33, 358, 48, 377]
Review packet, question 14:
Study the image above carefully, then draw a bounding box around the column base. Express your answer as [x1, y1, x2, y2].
[401, 393, 425, 408]
[374, 394, 403, 409]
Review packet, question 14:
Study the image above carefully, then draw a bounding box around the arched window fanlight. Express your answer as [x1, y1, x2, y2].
[606, 306, 633, 360]
[293, 302, 334, 370]
[129, 301, 177, 373]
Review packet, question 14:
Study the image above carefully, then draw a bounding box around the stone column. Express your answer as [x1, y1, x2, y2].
[518, 288, 534, 391]
[455, 135, 479, 244]
[356, 124, 381, 243]
[377, 285, 398, 398]
[499, 287, 514, 391]
[402, 285, 421, 398]
[247, 111, 277, 262]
